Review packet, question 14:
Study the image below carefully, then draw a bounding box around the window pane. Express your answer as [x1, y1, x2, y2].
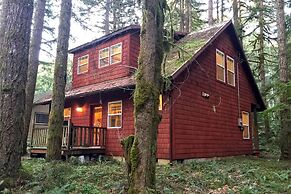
[216, 65, 225, 81]
[216, 51, 224, 66]
[79, 56, 88, 65]
[242, 112, 249, 126]
[111, 44, 122, 55]
[100, 57, 109, 67]
[111, 53, 122, 64]
[64, 108, 71, 118]
[227, 58, 234, 72]
[243, 126, 249, 139]
[109, 102, 122, 114]
[227, 71, 235, 86]
[78, 64, 88, 73]
[99, 48, 109, 58]
[109, 115, 121, 128]
[35, 113, 49, 124]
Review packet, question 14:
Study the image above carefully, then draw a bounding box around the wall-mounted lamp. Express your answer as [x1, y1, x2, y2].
[76, 107, 83, 112]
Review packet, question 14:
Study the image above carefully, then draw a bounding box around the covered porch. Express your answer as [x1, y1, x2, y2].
[30, 121, 107, 157]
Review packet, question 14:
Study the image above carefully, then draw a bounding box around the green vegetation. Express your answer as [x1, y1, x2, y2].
[4, 156, 290, 193]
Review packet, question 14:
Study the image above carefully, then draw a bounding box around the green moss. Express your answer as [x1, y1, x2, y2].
[164, 39, 207, 77]
[130, 139, 139, 174]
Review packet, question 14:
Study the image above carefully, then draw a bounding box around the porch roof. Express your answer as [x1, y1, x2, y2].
[34, 76, 135, 105]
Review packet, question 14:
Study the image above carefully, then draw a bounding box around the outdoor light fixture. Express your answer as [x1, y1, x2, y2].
[76, 107, 83, 112]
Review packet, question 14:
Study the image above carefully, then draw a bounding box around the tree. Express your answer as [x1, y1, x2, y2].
[0, 0, 33, 178]
[208, 0, 214, 26]
[23, 0, 47, 155]
[122, 0, 166, 192]
[47, 0, 72, 160]
[276, 0, 291, 160]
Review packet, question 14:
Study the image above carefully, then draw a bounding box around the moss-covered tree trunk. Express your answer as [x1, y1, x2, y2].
[47, 0, 72, 161]
[126, 0, 165, 193]
[23, 0, 47, 155]
[0, 0, 33, 178]
[276, 0, 291, 160]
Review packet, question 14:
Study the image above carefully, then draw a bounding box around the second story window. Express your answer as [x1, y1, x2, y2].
[216, 49, 225, 82]
[110, 43, 122, 64]
[99, 48, 109, 67]
[99, 42, 122, 68]
[227, 56, 235, 86]
[77, 55, 89, 74]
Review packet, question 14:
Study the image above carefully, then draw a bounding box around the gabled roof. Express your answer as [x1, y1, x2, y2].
[69, 25, 140, 54]
[165, 20, 265, 111]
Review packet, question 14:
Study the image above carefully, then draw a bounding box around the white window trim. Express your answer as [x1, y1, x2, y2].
[99, 47, 110, 68]
[107, 100, 122, 129]
[226, 56, 235, 86]
[77, 54, 89, 75]
[110, 42, 122, 65]
[216, 49, 225, 82]
[242, 111, 250, 140]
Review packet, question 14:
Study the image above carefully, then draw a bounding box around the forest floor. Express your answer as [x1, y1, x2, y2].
[5, 155, 291, 194]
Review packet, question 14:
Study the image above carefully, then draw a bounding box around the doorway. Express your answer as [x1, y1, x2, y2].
[90, 105, 102, 146]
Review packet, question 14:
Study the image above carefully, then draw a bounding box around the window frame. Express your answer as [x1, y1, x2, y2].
[99, 47, 110, 68]
[242, 111, 250, 140]
[226, 56, 235, 87]
[110, 42, 122, 65]
[107, 100, 122, 129]
[77, 54, 89, 75]
[216, 49, 226, 82]
[34, 112, 49, 125]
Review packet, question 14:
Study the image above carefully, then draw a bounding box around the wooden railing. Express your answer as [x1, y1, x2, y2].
[69, 126, 106, 148]
[31, 123, 106, 149]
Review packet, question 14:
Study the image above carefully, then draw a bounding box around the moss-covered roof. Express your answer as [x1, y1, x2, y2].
[164, 23, 226, 77]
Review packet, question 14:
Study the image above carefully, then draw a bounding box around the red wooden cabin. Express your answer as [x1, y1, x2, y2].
[31, 21, 265, 161]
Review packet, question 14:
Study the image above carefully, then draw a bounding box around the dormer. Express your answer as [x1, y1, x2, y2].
[69, 25, 140, 89]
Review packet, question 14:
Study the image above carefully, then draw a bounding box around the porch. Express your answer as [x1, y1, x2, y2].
[30, 122, 107, 157]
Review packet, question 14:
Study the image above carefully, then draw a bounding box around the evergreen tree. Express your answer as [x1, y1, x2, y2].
[0, 0, 33, 178]
[47, 0, 72, 160]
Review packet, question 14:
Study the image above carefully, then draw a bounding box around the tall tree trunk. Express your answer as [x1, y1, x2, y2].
[258, 0, 270, 140]
[221, 0, 224, 22]
[23, 0, 47, 155]
[179, 0, 185, 32]
[276, 0, 291, 160]
[185, 0, 190, 33]
[208, 0, 214, 26]
[216, 0, 220, 22]
[127, 0, 165, 192]
[47, 0, 72, 161]
[233, 0, 242, 40]
[104, 0, 110, 34]
[0, 0, 33, 178]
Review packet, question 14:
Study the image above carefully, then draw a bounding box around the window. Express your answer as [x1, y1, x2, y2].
[216, 50, 225, 82]
[35, 113, 49, 124]
[99, 43, 122, 68]
[64, 108, 71, 119]
[110, 43, 122, 64]
[227, 56, 235, 86]
[242, 111, 250, 139]
[159, 95, 163, 111]
[99, 48, 109, 67]
[108, 101, 122, 128]
[77, 55, 89, 74]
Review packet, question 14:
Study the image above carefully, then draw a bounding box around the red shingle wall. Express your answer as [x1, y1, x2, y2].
[68, 90, 170, 159]
[72, 34, 132, 89]
[171, 28, 258, 160]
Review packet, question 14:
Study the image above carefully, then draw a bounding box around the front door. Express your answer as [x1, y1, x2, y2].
[91, 105, 102, 146]
[91, 105, 102, 127]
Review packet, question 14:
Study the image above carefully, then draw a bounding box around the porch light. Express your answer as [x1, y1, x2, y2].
[76, 107, 83, 112]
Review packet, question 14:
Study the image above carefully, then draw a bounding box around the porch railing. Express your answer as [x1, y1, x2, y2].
[31, 122, 106, 150]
